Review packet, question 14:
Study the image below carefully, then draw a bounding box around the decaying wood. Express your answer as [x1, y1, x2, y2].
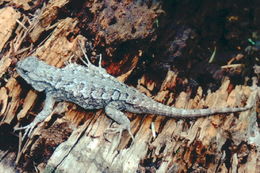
[42, 77, 258, 173]
[0, 7, 20, 77]
[0, 1, 259, 173]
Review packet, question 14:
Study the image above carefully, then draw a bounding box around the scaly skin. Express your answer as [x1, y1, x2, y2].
[15, 56, 251, 138]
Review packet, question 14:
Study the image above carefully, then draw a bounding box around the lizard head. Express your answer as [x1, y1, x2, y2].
[16, 56, 52, 92]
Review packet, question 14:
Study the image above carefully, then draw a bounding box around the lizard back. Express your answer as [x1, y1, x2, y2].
[16, 56, 151, 110]
[16, 56, 252, 118]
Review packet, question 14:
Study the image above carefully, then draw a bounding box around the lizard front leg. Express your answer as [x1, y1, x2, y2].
[15, 92, 55, 139]
[104, 101, 134, 140]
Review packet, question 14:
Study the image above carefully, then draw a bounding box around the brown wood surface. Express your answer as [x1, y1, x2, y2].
[0, 1, 259, 173]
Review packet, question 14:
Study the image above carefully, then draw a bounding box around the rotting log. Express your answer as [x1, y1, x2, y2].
[0, 1, 259, 173]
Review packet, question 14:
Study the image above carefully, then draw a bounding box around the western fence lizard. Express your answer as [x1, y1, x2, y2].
[15, 55, 252, 139]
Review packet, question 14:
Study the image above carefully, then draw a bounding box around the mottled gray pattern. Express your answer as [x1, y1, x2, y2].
[15, 56, 251, 137]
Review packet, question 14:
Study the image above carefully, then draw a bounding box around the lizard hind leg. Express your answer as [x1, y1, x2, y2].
[104, 102, 134, 141]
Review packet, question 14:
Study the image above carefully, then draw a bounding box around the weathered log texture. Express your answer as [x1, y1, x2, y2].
[0, 1, 259, 173]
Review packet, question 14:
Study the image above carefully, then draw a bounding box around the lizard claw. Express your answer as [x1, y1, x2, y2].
[14, 122, 37, 140]
[103, 125, 134, 142]
[103, 127, 122, 142]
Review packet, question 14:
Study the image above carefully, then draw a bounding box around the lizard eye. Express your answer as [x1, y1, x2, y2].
[17, 68, 28, 75]
[21, 69, 29, 73]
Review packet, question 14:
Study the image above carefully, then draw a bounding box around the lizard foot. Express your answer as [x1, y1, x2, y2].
[14, 93, 55, 141]
[78, 40, 103, 69]
[14, 122, 37, 140]
[104, 124, 134, 142]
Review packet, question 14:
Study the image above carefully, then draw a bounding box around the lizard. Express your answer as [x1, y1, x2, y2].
[14, 55, 252, 139]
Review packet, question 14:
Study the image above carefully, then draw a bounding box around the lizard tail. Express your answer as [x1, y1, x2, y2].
[145, 101, 252, 118]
